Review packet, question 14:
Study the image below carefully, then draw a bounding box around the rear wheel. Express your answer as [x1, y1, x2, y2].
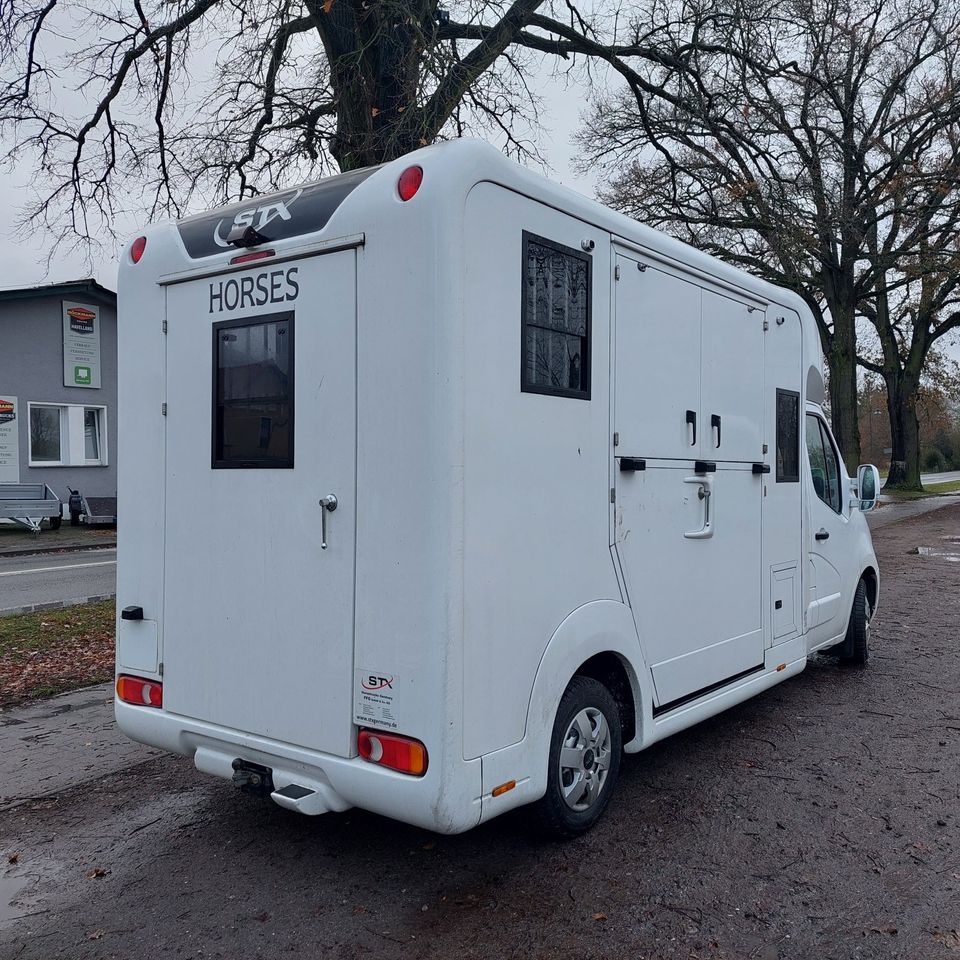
[48, 516, 62, 531]
[840, 579, 871, 666]
[531, 675, 622, 839]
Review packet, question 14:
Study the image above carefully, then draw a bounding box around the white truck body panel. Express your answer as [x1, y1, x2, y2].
[116, 139, 879, 833]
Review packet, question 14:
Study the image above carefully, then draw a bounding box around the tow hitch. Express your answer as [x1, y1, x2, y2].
[231, 758, 275, 797]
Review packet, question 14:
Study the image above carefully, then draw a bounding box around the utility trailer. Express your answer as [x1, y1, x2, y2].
[116, 140, 881, 837]
[0, 483, 62, 532]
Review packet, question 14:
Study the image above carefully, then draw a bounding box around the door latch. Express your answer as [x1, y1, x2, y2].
[319, 494, 338, 549]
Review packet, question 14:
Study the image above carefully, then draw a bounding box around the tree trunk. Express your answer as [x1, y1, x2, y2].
[826, 322, 862, 474]
[883, 373, 923, 490]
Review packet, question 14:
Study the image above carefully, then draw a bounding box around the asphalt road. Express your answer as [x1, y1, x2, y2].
[921, 470, 960, 485]
[0, 549, 116, 614]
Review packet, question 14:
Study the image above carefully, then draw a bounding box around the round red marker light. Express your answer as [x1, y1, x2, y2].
[397, 165, 423, 202]
[131, 236, 147, 263]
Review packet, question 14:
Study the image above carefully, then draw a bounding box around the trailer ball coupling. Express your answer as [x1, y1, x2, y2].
[231, 758, 275, 797]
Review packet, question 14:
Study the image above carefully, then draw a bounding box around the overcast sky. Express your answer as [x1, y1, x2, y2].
[0, 73, 597, 294]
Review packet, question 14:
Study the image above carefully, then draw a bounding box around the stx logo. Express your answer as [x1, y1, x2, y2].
[361, 675, 394, 692]
[213, 189, 303, 247]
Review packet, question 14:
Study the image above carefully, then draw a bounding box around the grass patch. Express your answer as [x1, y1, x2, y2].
[883, 479, 960, 500]
[0, 601, 115, 708]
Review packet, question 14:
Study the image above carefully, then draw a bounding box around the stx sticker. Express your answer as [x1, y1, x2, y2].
[355, 669, 400, 730]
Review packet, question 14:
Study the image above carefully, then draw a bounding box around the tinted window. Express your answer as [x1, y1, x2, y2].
[806, 414, 842, 512]
[213, 313, 294, 468]
[776, 390, 799, 481]
[521, 232, 591, 399]
[30, 406, 62, 462]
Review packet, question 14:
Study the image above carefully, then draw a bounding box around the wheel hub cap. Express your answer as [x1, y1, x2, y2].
[558, 706, 612, 812]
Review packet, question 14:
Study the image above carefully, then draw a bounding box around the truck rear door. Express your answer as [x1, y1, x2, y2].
[161, 250, 357, 757]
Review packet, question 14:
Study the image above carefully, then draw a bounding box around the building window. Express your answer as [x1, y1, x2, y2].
[28, 403, 107, 466]
[521, 232, 591, 399]
[776, 389, 800, 482]
[213, 312, 294, 468]
[30, 405, 63, 463]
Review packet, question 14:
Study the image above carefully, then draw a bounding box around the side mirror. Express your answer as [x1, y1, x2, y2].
[857, 464, 881, 512]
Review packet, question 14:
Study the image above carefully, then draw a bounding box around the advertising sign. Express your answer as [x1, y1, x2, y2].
[62, 301, 101, 388]
[0, 395, 20, 482]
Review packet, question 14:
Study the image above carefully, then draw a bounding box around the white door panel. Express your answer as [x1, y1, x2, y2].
[700, 290, 764, 463]
[762, 308, 803, 647]
[614, 258, 701, 460]
[162, 252, 357, 756]
[804, 412, 852, 648]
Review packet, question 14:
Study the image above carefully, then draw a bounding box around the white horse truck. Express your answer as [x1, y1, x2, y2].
[116, 140, 881, 837]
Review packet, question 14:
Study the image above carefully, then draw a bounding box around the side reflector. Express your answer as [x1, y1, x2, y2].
[358, 729, 428, 776]
[229, 249, 275, 265]
[116, 674, 162, 708]
[776, 663, 786, 672]
[397, 165, 423, 201]
[130, 236, 147, 263]
[491, 780, 516, 798]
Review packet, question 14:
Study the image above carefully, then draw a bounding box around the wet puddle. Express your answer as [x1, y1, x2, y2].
[910, 538, 960, 562]
[0, 872, 28, 927]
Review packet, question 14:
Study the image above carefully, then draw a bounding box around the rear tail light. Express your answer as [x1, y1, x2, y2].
[358, 729, 428, 776]
[229, 249, 275, 265]
[130, 236, 147, 263]
[397, 165, 423, 201]
[116, 674, 163, 708]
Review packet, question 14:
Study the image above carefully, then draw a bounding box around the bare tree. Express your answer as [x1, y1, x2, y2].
[859, 243, 960, 488]
[577, 0, 960, 473]
[0, 0, 648, 250]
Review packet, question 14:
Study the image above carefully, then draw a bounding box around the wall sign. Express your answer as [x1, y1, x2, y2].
[62, 301, 101, 388]
[0, 395, 20, 482]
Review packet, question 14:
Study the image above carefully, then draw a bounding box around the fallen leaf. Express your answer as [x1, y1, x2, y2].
[7, 853, 19, 864]
[87, 930, 105, 941]
[322, 0, 335, 12]
[86, 867, 110, 879]
[593, 912, 608, 922]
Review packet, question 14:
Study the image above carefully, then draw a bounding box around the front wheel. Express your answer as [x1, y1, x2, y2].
[531, 675, 622, 839]
[840, 579, 871, 666]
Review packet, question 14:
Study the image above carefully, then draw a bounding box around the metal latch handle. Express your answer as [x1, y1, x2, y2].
[319, 494, 338, 549]
[683, 477, 713, 539]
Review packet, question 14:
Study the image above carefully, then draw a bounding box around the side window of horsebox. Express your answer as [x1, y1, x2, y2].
[521, 232, 591, 400]
[775, 389, 800, 481]
[212, 312, 294, 468]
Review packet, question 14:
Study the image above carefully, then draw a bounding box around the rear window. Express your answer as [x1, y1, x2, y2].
[212, 312, 294, 468]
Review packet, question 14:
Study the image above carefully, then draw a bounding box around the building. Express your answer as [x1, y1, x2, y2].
[0, 279, 117, 520]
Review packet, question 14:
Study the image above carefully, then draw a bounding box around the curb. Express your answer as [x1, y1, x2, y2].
[0, 593, 116, 619]
[0, 541, 117, 560]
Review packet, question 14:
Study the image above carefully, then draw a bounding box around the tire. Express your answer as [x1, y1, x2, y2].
[48, 515, 62, 531]
[531, 675, 622, 839]
[840, 579, 871, 666]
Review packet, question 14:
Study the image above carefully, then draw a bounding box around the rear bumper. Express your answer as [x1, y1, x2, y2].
[115, 700, 482, 834]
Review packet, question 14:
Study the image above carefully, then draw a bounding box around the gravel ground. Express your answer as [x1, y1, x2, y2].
[1, 505, 958, 960]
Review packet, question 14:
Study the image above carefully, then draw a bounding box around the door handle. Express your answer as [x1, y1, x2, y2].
[319, 494, 338, 549]
[686, 410, 697, 446]
[711, 414, 721, 448]
[683, 477, 713, 539]
[815, 528, 829, 541]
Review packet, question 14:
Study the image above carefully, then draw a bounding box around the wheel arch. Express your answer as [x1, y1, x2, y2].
[861, 564, 879, 614]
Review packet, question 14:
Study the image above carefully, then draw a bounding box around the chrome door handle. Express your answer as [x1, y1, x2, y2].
[683, 477, 713, 539]
[319, 494, 338, 549]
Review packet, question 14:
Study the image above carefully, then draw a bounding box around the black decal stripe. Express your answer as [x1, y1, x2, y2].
[177, 165, 381, 259]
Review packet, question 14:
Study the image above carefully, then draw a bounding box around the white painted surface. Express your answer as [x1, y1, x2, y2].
[116, 140, 881, 834]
